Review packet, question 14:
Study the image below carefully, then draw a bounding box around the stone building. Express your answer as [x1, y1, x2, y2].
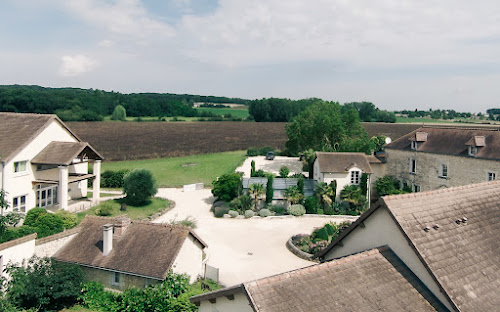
[384, 126, 500, 192]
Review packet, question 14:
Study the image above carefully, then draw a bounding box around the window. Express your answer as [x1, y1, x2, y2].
[350, 171, 361, 185]
[13, 161, 27, 173]
[468, 146, 477, 156]
[413, 184, 421, 193]
[409, 158, 416, 174]
[441, 164, 448, 178]
[411, 141, 417, 150]
[112, 272, 120, 286]
[488, 172, 496, 181]
[13, 195, 27, 212]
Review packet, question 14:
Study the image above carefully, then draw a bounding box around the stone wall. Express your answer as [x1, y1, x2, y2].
[386, 149, 500, 191]
[35, 227, 79, 257]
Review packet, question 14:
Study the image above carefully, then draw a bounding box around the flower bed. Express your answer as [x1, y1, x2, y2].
[290, 221, 352, 255]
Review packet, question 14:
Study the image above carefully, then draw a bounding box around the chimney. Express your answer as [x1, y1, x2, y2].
[113, 217, 131, 237]
[103, 224, 113, 256]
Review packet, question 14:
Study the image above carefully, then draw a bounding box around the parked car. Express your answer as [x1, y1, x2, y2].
[266, 151, 275, 160]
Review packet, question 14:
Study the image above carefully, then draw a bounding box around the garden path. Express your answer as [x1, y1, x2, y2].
[154, 188, 354, 286]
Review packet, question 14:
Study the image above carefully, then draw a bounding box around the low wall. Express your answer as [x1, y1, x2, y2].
[285, 237, 319, 262]
[35, 227, 80, 257]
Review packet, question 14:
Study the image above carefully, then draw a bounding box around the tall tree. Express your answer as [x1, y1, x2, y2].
[248, 183, 265, 211]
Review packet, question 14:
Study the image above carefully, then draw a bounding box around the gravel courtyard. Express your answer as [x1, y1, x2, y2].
[154, 188, 354, 286]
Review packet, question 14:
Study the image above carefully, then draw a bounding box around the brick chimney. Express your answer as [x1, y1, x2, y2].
[113, 216, 131, 237]
[103, 224, 113, 256]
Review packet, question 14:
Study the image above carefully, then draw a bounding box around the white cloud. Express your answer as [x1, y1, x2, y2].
[59, 54, 98, 77]
[98, 39, 114, 47]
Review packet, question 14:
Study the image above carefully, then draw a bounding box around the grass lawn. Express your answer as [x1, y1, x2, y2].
[101, 150, 247, 187]
[195, 107, 249, 118]
[86, 191, 119, 198]
[76, 197, 170, 224]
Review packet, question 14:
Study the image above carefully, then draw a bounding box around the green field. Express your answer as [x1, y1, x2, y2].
[395, 117, 482, 124]
[195, 107, 249, 118]
[101, 151, 247, 187]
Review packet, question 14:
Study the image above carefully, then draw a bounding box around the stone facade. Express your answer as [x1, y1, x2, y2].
[81, 266, 161, 291]
[386, 149, 500, 191]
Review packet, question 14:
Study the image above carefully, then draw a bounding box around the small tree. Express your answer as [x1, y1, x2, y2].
[250, 160, 256, 177]
[248, 183, 265, 211]
[279, 166, 290, 178]
[0, 189, 8, 216]
[123, 169, 158, 205]
[111, 104, 127, 121]
[315, 182, 335, 209]
[360, 173, 369, 196]
[265, 175, 274, 204]
[5, 256, 84, 311]
[284, 186, 304, 205]
[212, 173, 243, 202]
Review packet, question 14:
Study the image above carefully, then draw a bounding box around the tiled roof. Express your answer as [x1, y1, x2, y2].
[382, 181, 500, 311]
[53, 216, 206, 279]
[386, 126, 500, 160]
[191, 247, 448, 311]
[315, 152, 374, 173]
[361, 122, 422, 140]
[31, 142, 104, 165]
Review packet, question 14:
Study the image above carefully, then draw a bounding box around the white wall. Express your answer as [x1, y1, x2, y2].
[0, 234, 36, 280]
[3, 120, 78, 212]
[172, 234, 205, 283]
[198, 292, 253, 312]
[324, 207, 453, 311]
[35, 232, 78, 258]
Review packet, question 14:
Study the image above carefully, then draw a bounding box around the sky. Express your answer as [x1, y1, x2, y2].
[1, 0, 500, 112]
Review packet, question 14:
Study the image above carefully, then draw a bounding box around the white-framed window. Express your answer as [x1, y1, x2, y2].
[13, 161, 27, 173]
[411, 141, 417, 150]
[409, 158, 416, 174]
[441, 164, 448, 178]
[468, 146, 477, 156]
[413, 184, 421, 193]
[112, 272, 120, 286]
[350, 171, 361, 185]
[488, 172, 496, 181]
[13, 195, 27, 212]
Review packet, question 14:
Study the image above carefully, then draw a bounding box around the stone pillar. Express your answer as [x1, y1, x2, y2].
[92, 160, 101, 203]
[58, 165, 69, 210]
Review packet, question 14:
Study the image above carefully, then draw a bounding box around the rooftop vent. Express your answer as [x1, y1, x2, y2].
[432, 224, 440, 230]
[424, 227, 431, 232]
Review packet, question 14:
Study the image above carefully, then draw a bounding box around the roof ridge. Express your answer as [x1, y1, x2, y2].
[420, 125, 500, 131]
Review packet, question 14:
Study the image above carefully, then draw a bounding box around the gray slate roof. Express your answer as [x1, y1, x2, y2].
[191, 246, 448, 311]
[319, 181, 500, 311]
[315, 152, 374, 173]
[0, 112, 81, 162]
[386, 126, 500, 160]
[54, 216, 206, 280]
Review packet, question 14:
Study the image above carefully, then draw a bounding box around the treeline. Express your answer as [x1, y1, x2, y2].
[395, 109, 472, 119]
[0, 85, 250, 120]
[249, 98, 396, 123]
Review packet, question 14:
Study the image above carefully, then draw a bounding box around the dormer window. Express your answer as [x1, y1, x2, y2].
[411, 141, 417, 150]
[468, 146, 477, 156]
[466, 135, 485, 157]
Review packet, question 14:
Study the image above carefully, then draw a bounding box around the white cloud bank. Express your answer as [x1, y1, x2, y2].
[59, 54, 98, 77]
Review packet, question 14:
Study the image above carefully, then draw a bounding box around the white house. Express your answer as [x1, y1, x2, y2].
[0, 112, 103, 213]
[312, 152, 383, 201]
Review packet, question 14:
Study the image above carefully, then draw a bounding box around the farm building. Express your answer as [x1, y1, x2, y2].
[0, 112, 103, 213]
[53, 216, 208, 290]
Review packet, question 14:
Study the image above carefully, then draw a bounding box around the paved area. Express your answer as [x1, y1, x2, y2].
[236, 156, 307, 178]
[154, 188, 354, 286]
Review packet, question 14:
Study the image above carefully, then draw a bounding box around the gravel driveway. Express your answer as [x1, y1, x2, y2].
[154, 188, 354, 286]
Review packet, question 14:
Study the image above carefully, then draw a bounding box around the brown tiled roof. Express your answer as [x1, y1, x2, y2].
[0, 112, 81, 162]
[53, 216, 206, 280]
[386, 126, 500, 160]
[361, 122, 422, 140]
[319, 181, 500, 311]
[315, 152, 374, 173]
[31, 142, 104, 165]
[191, 247, 448, 311]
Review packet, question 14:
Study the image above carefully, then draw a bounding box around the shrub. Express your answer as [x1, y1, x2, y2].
[33, 213, 64, 237]
[228, 210, 239, 218]
[211, 172, 242, 202]
[95, 201, 115, 216]
[250, 160, 256, 177]
[258, 209, 272, 217]
[23, 208, 47, 227]
[312, 227, 329, 241]
[287, 204, 306, 216]
[170, 217, 197, 229]
[268, 204, 286, 215]
[304, 196, 320, 214]
[55, 210, 77, 229]
[214, 206, 230, 218]
[244, 210, 255, 218]
[111, 104, 127, 121]
[5, 256, 84, 311]
[374, 175, 409, 197]
[325, 223, 335, 236]
[123, 169, 158, 206]
[258, 146, 274, 155]
[229, 194, 253, 213]
[101, 169, 130, 188]
[247, 147, 259, 156]
[253, 169, 266, 177]
[265, 175, 274, 203]
[279, 166, 289, 178]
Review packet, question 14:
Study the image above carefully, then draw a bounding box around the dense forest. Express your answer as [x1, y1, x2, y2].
[0, 85, 250, 121]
